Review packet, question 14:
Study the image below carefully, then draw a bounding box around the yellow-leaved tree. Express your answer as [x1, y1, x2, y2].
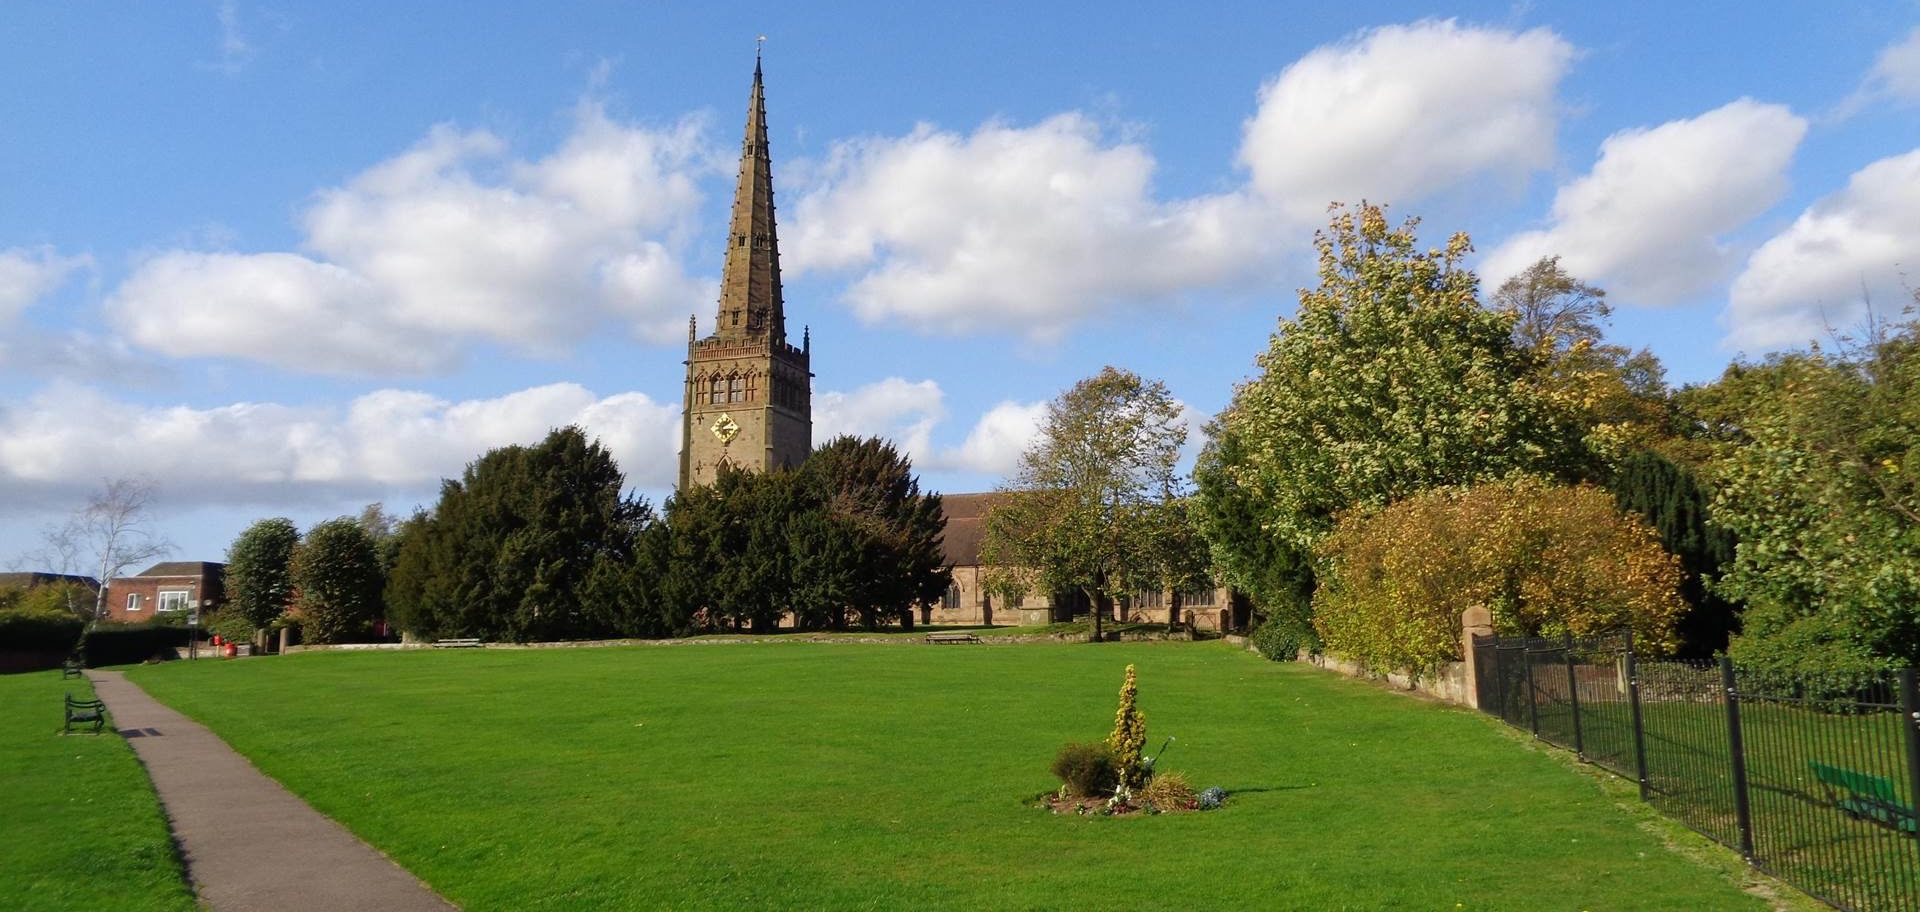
[1313, 477, 1684, 676]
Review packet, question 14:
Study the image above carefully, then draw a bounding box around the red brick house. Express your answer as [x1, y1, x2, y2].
[103, 561, 225, 623]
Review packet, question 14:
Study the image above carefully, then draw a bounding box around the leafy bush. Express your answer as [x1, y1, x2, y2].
[83, 622, 190, 667]
[0, 612, 86, 655]
[1314, 477, 1685, 675]
[1141, 771, 1196, 812]
[200, 610, 257, 647]
[1051, 742, 1117, 797]
[1197, 786, 1227, 810]
[1250, 621, 1303, 661]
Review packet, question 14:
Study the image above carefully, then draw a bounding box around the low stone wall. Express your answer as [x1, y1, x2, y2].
[1224, 634, 1478, 708]
[1307, 653, 1473, 706]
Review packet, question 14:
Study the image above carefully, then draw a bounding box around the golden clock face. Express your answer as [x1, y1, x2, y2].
[710, 412, 740, 443]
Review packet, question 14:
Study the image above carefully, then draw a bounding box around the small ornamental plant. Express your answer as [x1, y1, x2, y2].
[1108, 664, 1148, 790]
[1050, 742, 1117, 797]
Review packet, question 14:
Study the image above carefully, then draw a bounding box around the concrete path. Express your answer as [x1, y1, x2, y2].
[88, 670, 458, 912]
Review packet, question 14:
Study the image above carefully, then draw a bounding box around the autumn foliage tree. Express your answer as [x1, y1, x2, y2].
[1313, 478, 1684, 676]
[1201, 205, 1574, 622]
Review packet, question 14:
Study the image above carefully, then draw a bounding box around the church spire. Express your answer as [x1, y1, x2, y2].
[713, 55, 785, 344]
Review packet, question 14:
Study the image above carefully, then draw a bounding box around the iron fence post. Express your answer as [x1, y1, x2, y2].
[1524, 641, 1541, 737]
[1624, 630, 1649, 802]
[1564, 632, 1584, 757]
[1720, 656, 1754, 859]
[1900, 669, 1920, 833]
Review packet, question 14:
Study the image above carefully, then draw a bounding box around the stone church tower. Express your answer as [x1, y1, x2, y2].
[679, 58, 812, 491]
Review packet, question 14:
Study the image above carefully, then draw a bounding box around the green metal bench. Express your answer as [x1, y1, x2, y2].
[61, 658, 83, 679]
[1811, 761, 1918, 835]
[64, 694, 106, 735]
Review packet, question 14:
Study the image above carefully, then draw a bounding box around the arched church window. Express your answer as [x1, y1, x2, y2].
[708, 377, 723, 405]
[728, 374, 744, 403]
[745, 373, 759, 402]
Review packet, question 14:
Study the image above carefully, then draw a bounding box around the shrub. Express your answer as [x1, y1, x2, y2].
[1141, 771, 1196, 812]
[200, 610, 257, 647]
[1250, 621, 1303, 661]
[1051, 742, 1117, 797]
[1313, 477, 1685, 675]
[84, 622, 190, 667]
[1197, 786, 1228, 810]
[1107, 665, 1148, 789]
[0, 612, 86, 656]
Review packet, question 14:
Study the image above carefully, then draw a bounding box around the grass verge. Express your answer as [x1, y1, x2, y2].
[132, 642, 1781, 911]
[0, 670, 195, 912]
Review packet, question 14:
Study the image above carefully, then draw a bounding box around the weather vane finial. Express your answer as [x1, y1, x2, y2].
[756, 35, 766, 61]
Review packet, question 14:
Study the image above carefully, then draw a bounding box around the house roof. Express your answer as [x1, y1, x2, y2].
[939, 492, 1007, 568]
[136, 561, 225, 578]
[0, 571, 100, 591]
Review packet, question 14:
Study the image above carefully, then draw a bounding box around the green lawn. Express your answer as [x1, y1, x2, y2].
[0, 671, 196, 912]
[128, 643, 1786, 911]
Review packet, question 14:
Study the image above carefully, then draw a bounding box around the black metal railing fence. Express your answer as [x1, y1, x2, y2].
[1472, 632, 1920, 912]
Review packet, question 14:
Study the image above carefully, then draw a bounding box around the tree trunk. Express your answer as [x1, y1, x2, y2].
[1088, 587, 1104, 643]
[1168, 589, 1184, 635]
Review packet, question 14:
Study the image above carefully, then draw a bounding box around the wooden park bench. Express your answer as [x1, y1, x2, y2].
[1811, 761, 1918, 835]
[64, 694, 106, 734]
[433, 638, 482, 648]
[924, 632, 982, 644]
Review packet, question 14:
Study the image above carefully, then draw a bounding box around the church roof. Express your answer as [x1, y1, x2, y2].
[939, 492, 1006, 568]
[712, 56, 786, 344]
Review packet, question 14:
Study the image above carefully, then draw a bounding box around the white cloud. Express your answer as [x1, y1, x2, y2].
[107, 104, 719, 376]
[944, 400, 1046, 476]
[1869, 27, 1920, 100]
[786, 114, 1278, 339]
[1726, 148, 1920, 351]
[813, 377, 947, 464]
[0, 382, 680, 507]
[1239, 19, 1574, 218]
[0, 246, 89, 324]
[1482, 99, 1807, 304]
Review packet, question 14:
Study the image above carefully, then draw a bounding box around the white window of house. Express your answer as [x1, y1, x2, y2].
[126, 593, 142, 612]
[158, 590, 191, 613]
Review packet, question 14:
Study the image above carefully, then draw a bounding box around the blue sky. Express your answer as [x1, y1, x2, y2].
[4, 2, 1919, 564]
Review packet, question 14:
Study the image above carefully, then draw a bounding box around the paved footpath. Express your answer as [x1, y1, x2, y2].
[89, 670, 459, 912]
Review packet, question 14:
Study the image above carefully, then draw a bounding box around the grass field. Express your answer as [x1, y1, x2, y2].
[0, 670, 196, 912]
[124, 642, 1791, 911]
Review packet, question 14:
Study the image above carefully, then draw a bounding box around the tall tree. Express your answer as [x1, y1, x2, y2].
[1203, 205, 1572, 614]
[1607, 451, 1739, 657]
[226, 517, 300, 637]
[795, 436, 949, 630]
[290, 517, 383, 644]
[1192, 421, 1315, 635]
[1707, 315, 1920, 676]
[385, 427, 650, 642]
[1491, 255, 1673, 471]
[981, 366, 1188, 642]
[41, 477, 175, 620]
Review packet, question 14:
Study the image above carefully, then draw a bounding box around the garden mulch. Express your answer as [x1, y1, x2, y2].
[87, 670, 458, 912]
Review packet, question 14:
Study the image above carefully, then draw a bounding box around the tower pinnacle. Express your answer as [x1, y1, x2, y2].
[713, 53, 785, 344]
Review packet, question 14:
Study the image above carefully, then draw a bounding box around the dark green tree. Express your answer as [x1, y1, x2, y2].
[385, 426, 650, 642]
[1192, 422, 1315, 636]
[794, 436, 949, 630]
[291, 518, 383, 644]
[226, 517, 300, 635]
[1606, 450, 1739, 657]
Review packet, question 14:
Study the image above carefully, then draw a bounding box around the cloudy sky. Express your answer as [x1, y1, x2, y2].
[4, 2, 1918, 562]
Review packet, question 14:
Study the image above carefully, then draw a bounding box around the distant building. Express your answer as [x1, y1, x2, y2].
[103, 561, 225, 623]
[923, 493, 1240, 631]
